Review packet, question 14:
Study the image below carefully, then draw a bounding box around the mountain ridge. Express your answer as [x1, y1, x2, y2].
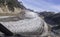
[0, 0, 26, 16]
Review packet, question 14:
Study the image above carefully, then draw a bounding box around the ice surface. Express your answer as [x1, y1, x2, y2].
[0, 11, 48, 36]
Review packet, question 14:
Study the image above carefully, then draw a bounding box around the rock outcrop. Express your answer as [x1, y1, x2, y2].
[0, 0, 26, 16]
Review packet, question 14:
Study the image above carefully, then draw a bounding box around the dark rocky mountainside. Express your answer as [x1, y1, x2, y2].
[39, 11, 60, 36]
[39, 12, 60, 25]
[50, 13, 60, 24]
[39, 11, 55, 18]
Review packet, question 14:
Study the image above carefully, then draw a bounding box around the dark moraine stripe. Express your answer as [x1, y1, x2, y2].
[0, 23, 13, 36]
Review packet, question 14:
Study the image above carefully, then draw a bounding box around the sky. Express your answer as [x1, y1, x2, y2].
[18, 0, 60, 12]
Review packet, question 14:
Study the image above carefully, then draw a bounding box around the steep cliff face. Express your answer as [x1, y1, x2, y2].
[0, 0, 26, 16]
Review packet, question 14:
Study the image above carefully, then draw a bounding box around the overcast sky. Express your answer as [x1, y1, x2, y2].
[18, 0, 60, 12]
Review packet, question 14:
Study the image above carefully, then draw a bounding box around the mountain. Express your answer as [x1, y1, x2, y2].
[0, 0, 26, 16]
[50, 13, 60, 24]
[39, 11, 55, 18]
[39, 11, 60, 36]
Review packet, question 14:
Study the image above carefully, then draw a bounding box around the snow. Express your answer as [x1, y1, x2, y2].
[0, 17, 43, 33]
[0, 11, 48, 36]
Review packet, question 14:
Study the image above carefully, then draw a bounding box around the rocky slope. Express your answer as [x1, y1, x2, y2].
[0, 0, 26, 16]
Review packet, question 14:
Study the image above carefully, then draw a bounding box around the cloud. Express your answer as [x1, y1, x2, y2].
[18, 0, 60, 12]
